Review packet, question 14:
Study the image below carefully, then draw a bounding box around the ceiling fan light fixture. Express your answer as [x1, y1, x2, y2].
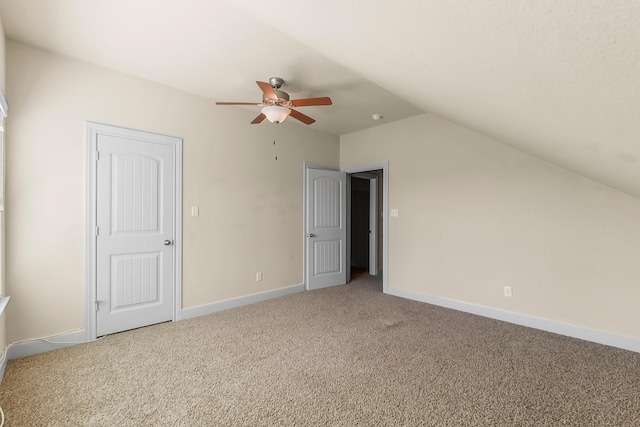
[262, 105, 290, 124]
[217, 79, 331, 125]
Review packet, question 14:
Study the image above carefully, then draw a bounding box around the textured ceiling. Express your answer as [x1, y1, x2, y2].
[1, 0, 639, 198]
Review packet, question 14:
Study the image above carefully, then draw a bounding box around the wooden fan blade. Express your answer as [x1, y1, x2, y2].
[291, 97, 333, 107]
[256, 81, 277, 99]
[251, 113, 266, 124]
[289, 109, 315, 125]
[216, 102, 260, 105]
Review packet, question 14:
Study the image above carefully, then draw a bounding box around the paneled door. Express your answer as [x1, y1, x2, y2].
[306, 167, 347, 290]
[95, 129, 176, 336]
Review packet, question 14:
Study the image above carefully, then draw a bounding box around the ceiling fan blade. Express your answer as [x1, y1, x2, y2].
[256, 81, 278, 99]
[289, 109, 316, 125]
[291, 97, 333, 107]
[216, 102, 260, 105]
[251, 113, 266, 124]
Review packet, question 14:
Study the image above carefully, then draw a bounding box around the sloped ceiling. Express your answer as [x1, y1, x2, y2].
[1, 0, 639, 198]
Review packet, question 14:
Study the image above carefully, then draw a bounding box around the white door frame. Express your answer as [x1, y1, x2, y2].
[85, 122, 183, 340]
[369, 177, 378, 275]
[344, 162, 389, 293]
[350, 173, 378, 276]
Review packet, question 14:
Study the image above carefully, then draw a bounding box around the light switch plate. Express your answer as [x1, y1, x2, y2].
[191, 206, 199, 216]
[391, 209, 399, 217]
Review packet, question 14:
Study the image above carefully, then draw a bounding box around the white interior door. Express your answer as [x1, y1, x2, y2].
[95, 132, 175, 336]
[306, 167, 347, 290]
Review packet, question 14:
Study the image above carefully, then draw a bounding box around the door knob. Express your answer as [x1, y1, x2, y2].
[163, 240, 173, 246]
[307, 233, 316, 238]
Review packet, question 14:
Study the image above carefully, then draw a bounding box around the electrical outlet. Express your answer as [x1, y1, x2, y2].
[504, 286, 512, 297]
[256, 272, 263, 282]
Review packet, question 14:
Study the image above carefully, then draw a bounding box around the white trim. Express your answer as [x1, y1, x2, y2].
[173, 133, 184, 322]
[369, 177, 378, 275]
[345, 174, 351, 284]
[0, 350, 7, 383]
[85, 122, 183, 339]
[0, 95, 7, 379]
[302, 163, 309, 290]
[387, 287, 640, 353]
[182, 284, 304, 320]
[5, 286, 636, 363]
[0, 90, 8, 118]
[343, 162, 389, 293]
[6, 330, 88, 360]
[85, 125, 98, 339]
[4, 284, 304, 361]
[0, 296, 9, 317]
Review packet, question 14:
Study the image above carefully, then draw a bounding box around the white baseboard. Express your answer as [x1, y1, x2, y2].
[11, 284, 630, 368]
[182, 283, 305, 320]
[7, 330, 89, 360]
[386, 287, 640, 354]
[3, 285, 305, 364]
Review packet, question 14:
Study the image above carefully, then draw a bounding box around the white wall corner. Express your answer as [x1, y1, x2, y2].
[386, 287, 640, 354]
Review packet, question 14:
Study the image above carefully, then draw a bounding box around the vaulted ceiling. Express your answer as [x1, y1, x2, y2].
[1, 0, 639, 198]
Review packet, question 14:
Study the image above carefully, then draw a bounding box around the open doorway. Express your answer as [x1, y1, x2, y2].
[349, 169, 383, 289]
[306, 161, 387, 293]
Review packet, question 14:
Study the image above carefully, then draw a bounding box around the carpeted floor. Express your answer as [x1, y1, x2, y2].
[1, 270, 640, 426]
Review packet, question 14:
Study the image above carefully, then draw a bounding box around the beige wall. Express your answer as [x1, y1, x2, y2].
[5, 41, 339, 342]
[341, 113, 640, 339]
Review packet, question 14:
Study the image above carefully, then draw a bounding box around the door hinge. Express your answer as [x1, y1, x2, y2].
[96, 151, 100, 161]
[95, 226, 100, 236]
[95, 300, 102, 311]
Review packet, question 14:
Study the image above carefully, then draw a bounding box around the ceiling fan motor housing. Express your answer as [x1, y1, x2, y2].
[262, 77, 289, 104]
[269, 77, 284, 89]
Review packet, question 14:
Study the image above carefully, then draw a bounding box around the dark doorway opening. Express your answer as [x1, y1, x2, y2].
[349, 170, 383, 282]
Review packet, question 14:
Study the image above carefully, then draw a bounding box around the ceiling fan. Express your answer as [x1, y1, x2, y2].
[216, 77, 332, 125]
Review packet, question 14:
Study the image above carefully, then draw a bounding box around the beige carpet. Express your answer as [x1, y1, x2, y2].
[1, 270, 640, 426]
